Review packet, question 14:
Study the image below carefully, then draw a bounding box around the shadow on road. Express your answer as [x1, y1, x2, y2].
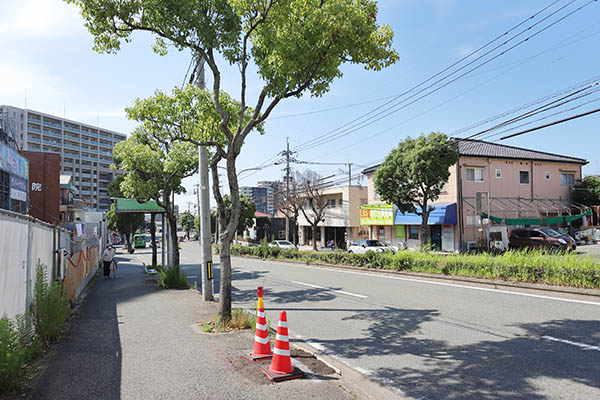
[313, 308, 600, 399]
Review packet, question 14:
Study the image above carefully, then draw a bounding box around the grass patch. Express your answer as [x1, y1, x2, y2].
[156, 265, 189, 289]
[230, 245, 600, 289]
[200, 308, 255, 333]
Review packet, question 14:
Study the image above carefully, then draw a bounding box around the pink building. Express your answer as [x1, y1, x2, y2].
[362, 139, 588, 252]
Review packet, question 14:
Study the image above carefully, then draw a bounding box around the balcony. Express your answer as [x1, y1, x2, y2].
[43, 119, 62, 129]
[63, 142, 80, 151]
[28, 116, 41, 124]
[64, 125, 80, 135]
[28, 125, 42, 134]
[28, 136, 41, 144]
[43, 129, 62, 140]
[81, 155, 98, 162]
[82, 137, 98, 145]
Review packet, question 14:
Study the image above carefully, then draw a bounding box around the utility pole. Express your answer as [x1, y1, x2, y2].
[194, 55, 214, 301]
[194, 183, 200, 240]
[348, 163, 352, 186]
[285, 137, 290, 241]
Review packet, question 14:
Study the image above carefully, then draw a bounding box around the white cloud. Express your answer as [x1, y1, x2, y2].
[0, 0, 86, 39]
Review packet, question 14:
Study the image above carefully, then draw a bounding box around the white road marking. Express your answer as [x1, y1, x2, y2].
[291, 280, 368, 299]
[542, 335, 600, 351]
[354, 367, 373, 376]
[276, 262, 600, 306]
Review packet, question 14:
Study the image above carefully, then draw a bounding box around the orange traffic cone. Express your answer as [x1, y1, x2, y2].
[260, 311, 303, 381]
[245, 296, 272, 361]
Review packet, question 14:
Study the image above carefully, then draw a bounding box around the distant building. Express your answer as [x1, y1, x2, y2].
[1, 105, 127, 210]
[240, 186, 268, 214]
[257, 180, 281, 216]
[20, 151, 61, 225]
[0, 114, 29, 214]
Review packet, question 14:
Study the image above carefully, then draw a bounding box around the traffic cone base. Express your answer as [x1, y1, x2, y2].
[260, 365, 304, 382]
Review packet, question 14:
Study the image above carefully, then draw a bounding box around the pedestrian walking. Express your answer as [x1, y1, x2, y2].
[102, 244, 116, 279]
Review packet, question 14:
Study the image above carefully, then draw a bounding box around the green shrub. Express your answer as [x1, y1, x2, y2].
[157, 265, 190, 289]
[30, 262, 70, 344]
[0, 318, 29, 393]
[258, 237, 270, 259]
[231, 245, 600, 289]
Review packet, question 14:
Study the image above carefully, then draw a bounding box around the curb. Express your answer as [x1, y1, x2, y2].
[231, 255, 600, 298]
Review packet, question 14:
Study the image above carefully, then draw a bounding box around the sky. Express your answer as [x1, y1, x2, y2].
[2, 0, 599, 213]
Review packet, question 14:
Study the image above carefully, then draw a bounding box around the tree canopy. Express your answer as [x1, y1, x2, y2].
[374, 133, 458, 245]
[573, 176, 600, 206]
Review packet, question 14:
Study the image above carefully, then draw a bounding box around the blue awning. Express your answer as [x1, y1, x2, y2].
[394, 203, 457, 225]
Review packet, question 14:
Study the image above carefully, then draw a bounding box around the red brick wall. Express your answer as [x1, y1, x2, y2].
[19, 151, 61, 225]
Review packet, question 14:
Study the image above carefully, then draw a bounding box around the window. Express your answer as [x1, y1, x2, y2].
[465, 167, 484, 182]
[338, 198, 344, 206]
[545, 171, 551, 181]
[327, 199, 337, 207]
[519, 171, 530, 184]
[408, 225, 419, 240]
[495, 169, 502, 179]
[561, 173, 575, 185]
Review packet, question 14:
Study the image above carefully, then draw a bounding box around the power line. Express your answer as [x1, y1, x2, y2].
[290, 0, 588, 153]
[293, 0, 595, 154]
[500, 106, 600, 140]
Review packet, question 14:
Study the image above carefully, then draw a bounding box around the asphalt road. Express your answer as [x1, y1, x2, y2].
[136, 243, 600, 399]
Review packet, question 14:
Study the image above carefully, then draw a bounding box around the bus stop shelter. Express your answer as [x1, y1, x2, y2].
[113, 198, 168, 266]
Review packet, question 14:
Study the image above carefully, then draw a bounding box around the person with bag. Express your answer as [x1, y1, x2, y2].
[102, 244, 116, 279]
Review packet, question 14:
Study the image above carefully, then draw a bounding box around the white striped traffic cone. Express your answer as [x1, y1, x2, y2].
[245, 297, 272, 360]
[260, 311, 303, 381]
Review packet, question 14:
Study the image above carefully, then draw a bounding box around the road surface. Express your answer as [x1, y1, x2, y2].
[135, 243, 600, 399]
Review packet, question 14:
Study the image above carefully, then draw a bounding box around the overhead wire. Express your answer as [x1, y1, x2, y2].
[292, 0, 595, 153]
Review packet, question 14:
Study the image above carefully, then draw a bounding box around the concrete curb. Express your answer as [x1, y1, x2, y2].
[231, 255, 600, 298]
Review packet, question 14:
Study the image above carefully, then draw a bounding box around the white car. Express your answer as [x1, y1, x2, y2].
[347, 239, 395, 254]
[269, 240, 297, 250]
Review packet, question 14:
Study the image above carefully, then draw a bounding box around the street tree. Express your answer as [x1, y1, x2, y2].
[573, 176, 600, 206]
[297, 170, 329, 251]
[106, 175, 146, 253]
[113, 127, 198, 267]
[106, 203, 145, 253]
[68, 0, 398, 321]
[374, 132, 459, 246]
[180, 212, 194, 240]
[274, 179, 302, 245]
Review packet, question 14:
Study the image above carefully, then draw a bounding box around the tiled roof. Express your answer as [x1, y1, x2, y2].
[457, 139, 587, 164]
[362, 139, 587, 174]
[254, 211, 271, 218]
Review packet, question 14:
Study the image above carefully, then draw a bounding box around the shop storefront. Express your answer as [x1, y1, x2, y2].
[0, 142, 28, 213]
[394, 203, 457, 251]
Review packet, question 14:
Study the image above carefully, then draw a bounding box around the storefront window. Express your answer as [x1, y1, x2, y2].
[408, 225, 419, 240]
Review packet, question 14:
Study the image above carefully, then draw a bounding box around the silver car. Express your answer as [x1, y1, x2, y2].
[269, 240, 297, 250]
[347, 239, 395, 254]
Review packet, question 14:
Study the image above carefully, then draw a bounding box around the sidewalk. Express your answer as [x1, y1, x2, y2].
[30, 250, 353, 400]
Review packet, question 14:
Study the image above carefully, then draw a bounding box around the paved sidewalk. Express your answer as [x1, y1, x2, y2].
[30, 250, 353, 400]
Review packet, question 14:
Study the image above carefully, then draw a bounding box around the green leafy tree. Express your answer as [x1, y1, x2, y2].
[374, 133, 459, 246]
[573, 176, 600, 206]
[67, 0, 398, 321]
[113, 127, 198, 267]
[106, 176, 146, 252]
[218, 195, 256, 236]
[180, 212, 194, 240]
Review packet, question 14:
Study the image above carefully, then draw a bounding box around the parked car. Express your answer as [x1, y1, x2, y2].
[269, 240, 297, 250]
[508, 227, 576, 252]
[347, 239, 395, 254]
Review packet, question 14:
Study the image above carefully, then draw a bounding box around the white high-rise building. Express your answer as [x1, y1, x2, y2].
[1, 105, 127, 210]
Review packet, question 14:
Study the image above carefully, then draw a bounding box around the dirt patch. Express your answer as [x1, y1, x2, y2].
[227, 356, 274, 385]
[291, 347, 336, 376]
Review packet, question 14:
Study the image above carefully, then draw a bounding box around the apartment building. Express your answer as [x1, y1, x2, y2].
[296, 185, 368, 248]
[257, 180, 281, 216]
[240, 186, 268, 214]
[1, 105, 127, 210]
[362, 139, 588, 252]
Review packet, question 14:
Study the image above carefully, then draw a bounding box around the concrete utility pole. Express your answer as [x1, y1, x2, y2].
[194, 55, 214, 301]
[285, 137, 290, 241]
[348, 162, 352, 186]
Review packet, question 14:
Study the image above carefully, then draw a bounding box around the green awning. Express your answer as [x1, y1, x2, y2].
[114, 198, 165, 213]
[482, 209, 591, 226]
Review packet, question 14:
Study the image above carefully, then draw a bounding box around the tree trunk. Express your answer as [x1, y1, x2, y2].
[167, 212, 180, 267]
[218, 234, 232, 321]
[312, 224, 318, 251]
[420, 211, 430, 247]
[150, 213, 157, 267]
